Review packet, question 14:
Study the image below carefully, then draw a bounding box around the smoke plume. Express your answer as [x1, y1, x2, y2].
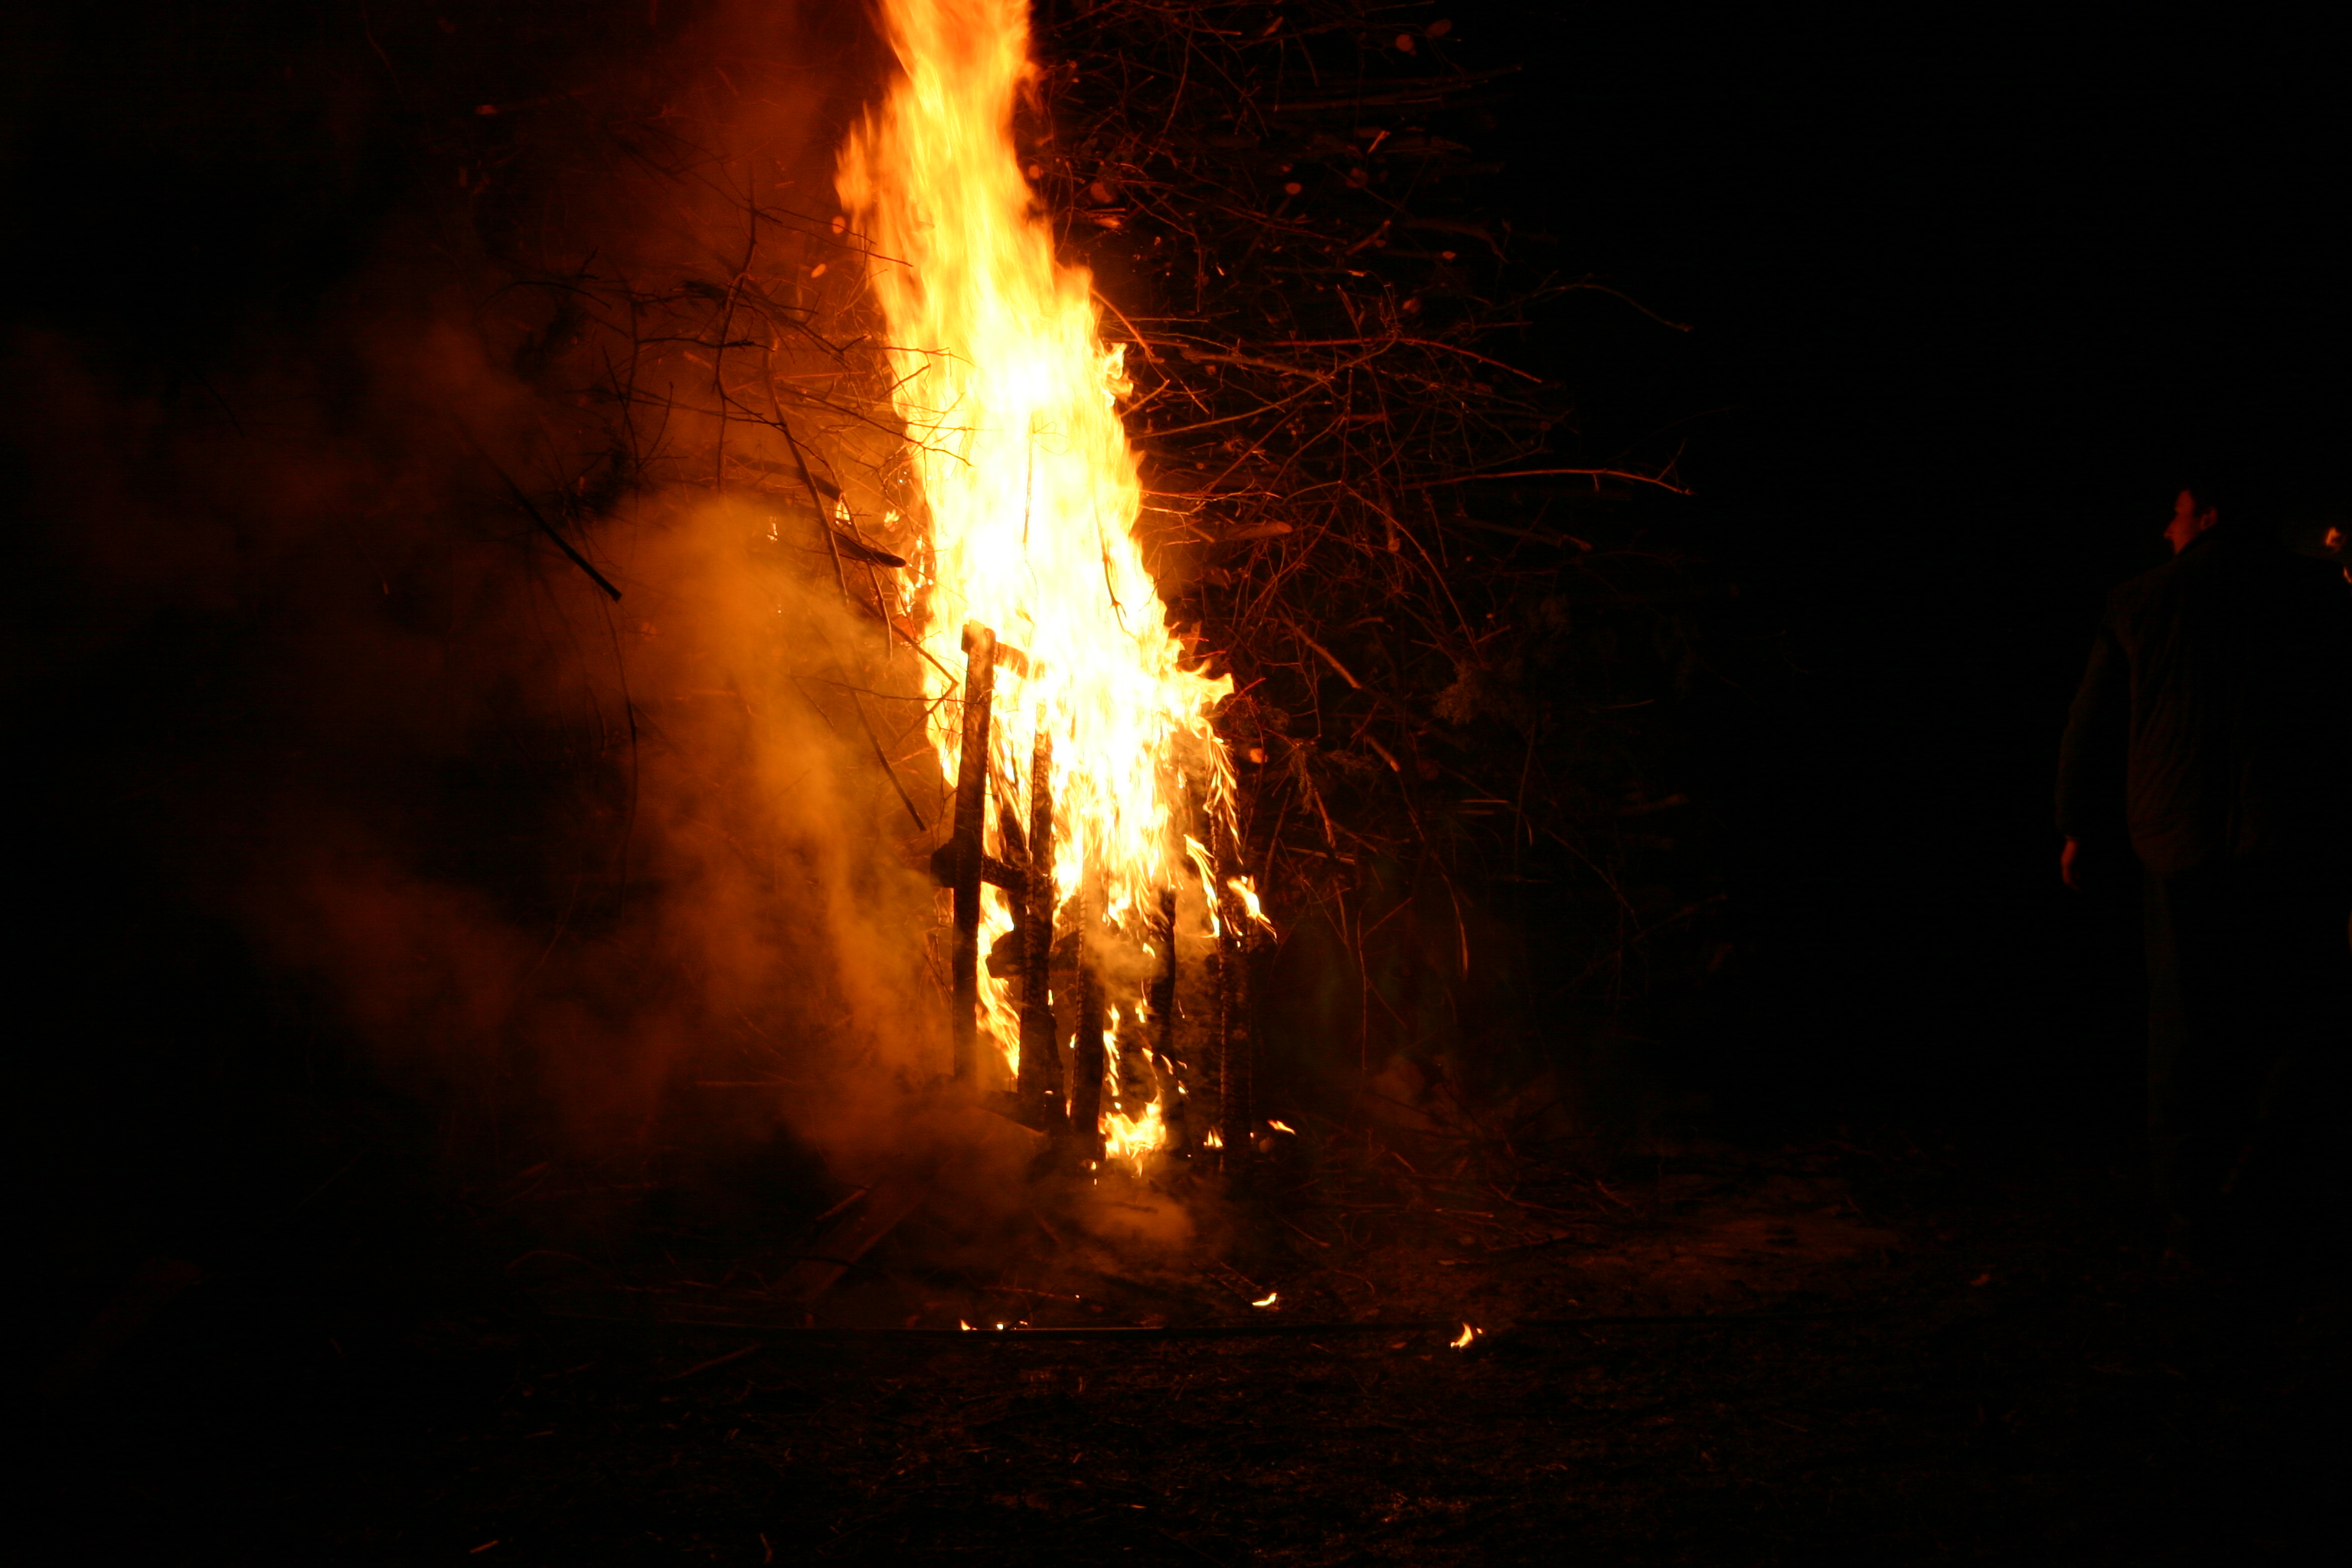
[6, 1, 972, 1222]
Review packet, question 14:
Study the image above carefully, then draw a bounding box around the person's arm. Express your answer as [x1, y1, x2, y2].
[2056, 614, 2128, 890]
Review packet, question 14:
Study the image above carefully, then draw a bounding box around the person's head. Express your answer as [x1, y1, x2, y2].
[2165, 483, 2222, 554]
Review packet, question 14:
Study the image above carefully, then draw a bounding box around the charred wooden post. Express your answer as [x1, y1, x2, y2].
[1199, 936, 1227, 1161]
[1016, 727, 1062, 1125]
[947, 622, 997, 1083]
[1182, 820, 1228, 1167]
[1216, 864, 1256, 1183]
[1069, 878, 1107, 1158]
[1151, 884, 1178, 1070]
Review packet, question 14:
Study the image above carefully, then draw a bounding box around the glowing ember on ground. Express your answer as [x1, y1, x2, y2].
[1251, 1291, 1279, 1308]
[841, 0, 1255, 1158]
[1451, 1324, 1482, 1349]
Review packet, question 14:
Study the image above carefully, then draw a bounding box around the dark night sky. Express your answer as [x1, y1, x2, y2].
[1471, 8, 2349, 1121]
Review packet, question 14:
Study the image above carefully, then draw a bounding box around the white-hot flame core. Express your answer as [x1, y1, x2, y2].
[839, 0, 1236, 1129]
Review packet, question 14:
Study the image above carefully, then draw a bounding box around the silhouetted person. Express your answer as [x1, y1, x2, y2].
[2058, 484, 2352, 1263]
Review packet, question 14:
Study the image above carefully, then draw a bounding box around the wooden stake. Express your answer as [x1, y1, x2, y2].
[1151, 885, 1178, 1068]
[948, 622, 996, 1083]
[1217, 854, 1255, 1183]
[1070, 877, 1106, 1158]
[1017, 727, 1061, 1124]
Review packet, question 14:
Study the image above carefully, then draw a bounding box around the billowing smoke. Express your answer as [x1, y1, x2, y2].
[6, 1, 975, 1220]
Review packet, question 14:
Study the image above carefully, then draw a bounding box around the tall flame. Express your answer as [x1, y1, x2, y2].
[838, 0, 1233, 1132]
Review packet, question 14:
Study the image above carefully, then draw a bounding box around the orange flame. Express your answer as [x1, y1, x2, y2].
[840, 0, 1238, 1152]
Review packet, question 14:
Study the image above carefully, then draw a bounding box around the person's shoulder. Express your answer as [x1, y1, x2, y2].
[2102, 534, 2228, 622]
[2107, 555, 2176, 613]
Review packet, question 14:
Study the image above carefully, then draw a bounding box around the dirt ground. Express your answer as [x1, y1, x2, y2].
[31, 1121, 2344, 1566]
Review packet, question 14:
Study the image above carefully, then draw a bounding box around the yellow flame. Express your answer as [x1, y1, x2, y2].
[842, 0, 1238, 1158]
[1228, 877, 1272, 933]
[1267, 1119, 1295, 1135]
[1184, 836, 1222, 936]
[1451, 1323, 1481, 1349]
[1103, 1095, 1166, 1174]
[1251, 1291, 1279, 1308]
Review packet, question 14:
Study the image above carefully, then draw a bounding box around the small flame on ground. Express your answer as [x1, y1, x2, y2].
[1250, 1290, 1279, 1308]
[1451, 1323, 1482, 1349]
[1267, 1119, 1295, 1135]
[1204, 1127, 1223, 1149]
[959, 1320, 974, 1331]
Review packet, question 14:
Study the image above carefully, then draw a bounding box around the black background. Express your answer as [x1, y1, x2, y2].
[1479, 3, 2347, 1125]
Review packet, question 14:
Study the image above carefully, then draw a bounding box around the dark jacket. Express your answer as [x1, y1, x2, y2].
[2057, 525, 2352, 879]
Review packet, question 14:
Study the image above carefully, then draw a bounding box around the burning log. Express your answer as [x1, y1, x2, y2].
[1016, 727, 1062, 1125]
[1150, 886, 1178, 1068]
[1069, 875, 1108, 1160]
[946, 622, 998, 1083]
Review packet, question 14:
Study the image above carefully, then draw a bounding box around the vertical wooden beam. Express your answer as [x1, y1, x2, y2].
[1216, 863, 1255, 1184]
[1211, 908, 1228, 1165]
[1017, 727, 1061, 1123]
[949, 622, 997, 1083]
[1151, 884, 1178, 1072]
[1069, 876, 1106, 1158]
